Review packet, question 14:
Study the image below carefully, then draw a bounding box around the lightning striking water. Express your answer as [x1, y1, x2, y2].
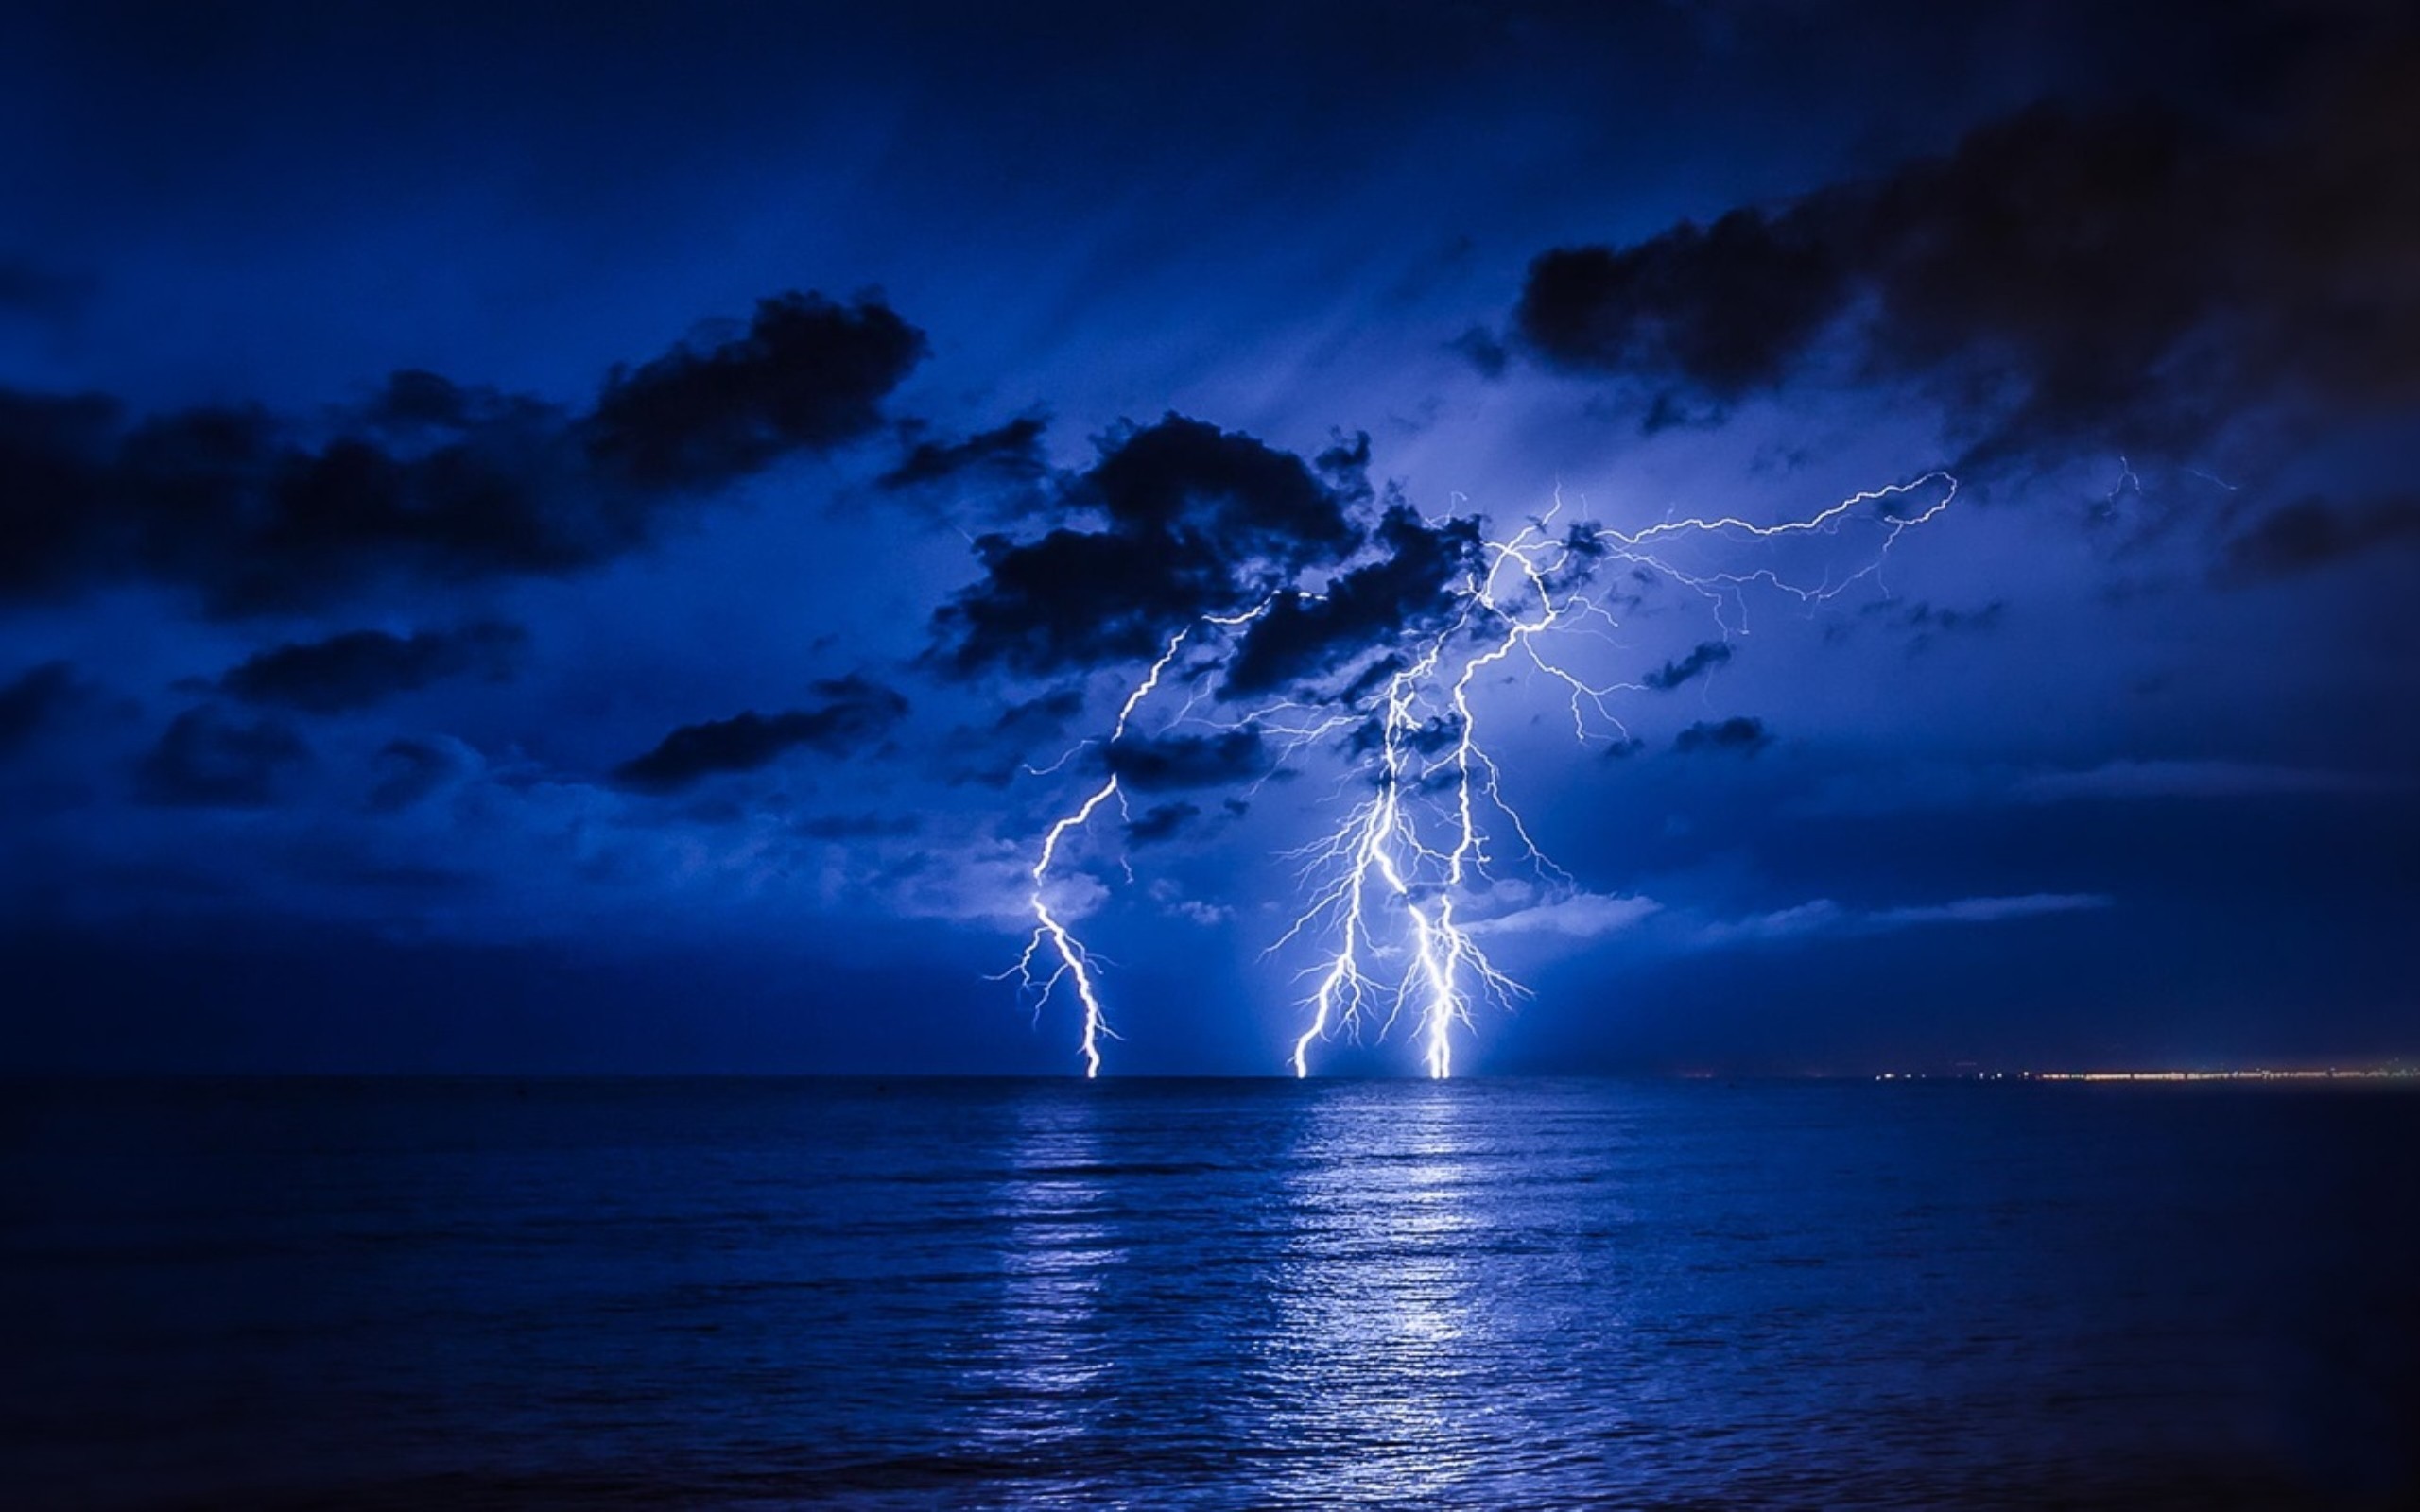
[1010, 608, 1271, 1077]
[1012, 474, 1959, 1077]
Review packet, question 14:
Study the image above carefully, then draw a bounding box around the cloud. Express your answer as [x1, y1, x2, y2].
[1125, 800, 1201, 844]
[877, 415, 1051, 490]
[613, 674, 908, 793]
[1674, 715, 1771, 755]
[864, 833, 1098, 933]
[932, 415, 1378, 680]
[1512, 27, 2420, 465]
[216, 622, 527, 713]
[1642, 640, 1733, 691]
[1864, 893, 2113, 928]
[586, 292, 925, 489]
[1469, 890, 1662, 939]
[1519, 205, 1846, 400]
[1695, 891, 2112, 948]
[135, 707, 310, 808]
[2216, 494, 2420, 582]
[1221, 504, 1482, 697]
[0, 661, 90, 757]
[928, 415, 1494, 713]
[1460, 888, 2090, 962]
[1893, 598, 2007, 651]
[0, 290, 923, 615]
[1104, 730, 1270, 792]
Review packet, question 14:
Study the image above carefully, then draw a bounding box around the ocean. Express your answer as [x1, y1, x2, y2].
[7, 1077, 2415, 1509]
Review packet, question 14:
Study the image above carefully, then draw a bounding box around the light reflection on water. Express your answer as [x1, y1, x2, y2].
[7, 1077, 2416, 1509]
[1261, 1086, 1493, 1508]
[977, 1096, 1119, 1450]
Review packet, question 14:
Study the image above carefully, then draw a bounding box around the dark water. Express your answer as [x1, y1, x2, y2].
[6, 1078, 2417, 1509]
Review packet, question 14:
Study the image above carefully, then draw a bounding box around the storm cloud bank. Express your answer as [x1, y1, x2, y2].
[0, 293, 924, 616]
[1515, 31, 2420, 474]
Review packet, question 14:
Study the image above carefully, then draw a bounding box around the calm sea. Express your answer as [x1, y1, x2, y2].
[5, 1078, 2415, 1509]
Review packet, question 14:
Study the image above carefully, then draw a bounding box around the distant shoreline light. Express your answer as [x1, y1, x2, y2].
[1876, 1068, 2417, 1082]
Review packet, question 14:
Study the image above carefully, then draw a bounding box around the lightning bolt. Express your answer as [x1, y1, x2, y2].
[1010, 606, 1271, 1076]
[1012, 473, 1959, 1077]
[1270, 508, 1599, 1079]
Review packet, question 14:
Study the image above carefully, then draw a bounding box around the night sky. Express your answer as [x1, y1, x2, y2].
[4, 0, 2414, 1075]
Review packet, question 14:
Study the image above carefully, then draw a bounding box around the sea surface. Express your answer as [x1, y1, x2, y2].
[6, 1077, 2416, 1509]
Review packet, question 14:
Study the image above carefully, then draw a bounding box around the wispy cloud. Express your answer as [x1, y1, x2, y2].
[1468, 890, 1662, 940]
[1693, 891, 2112, 948]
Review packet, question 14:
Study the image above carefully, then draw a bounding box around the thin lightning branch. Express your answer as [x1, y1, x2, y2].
[1011, 474, 1958, 1078]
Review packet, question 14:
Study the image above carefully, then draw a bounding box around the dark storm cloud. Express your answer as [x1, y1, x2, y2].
[1520, 206, 1845, 401]
[586, 293, 925, 489]
[1222, 506, 1483, 697]
[1104, 730, 1270, 792]
[136, 707, 309, 807]
[0, 662, 89, 757]
[878, 415, 1051, 490]
[2217, 495, 2420, 582]
[934, 416, 1372, 679]
[1513, 26, 2420, 464]
[216, 623, 527, 713]
[0, 292, 922, 615]
[613, 675, 908, 793]
[1643, 640, 1734, 692]
[1674, 716, 1772, 756]
[1125, 801, 1201, 845]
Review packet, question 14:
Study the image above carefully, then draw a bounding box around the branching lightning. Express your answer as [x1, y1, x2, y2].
[1010, 473, 1958, 1077]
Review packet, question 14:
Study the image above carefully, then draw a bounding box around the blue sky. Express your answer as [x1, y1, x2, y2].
[3, 0, 2414, 1074]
